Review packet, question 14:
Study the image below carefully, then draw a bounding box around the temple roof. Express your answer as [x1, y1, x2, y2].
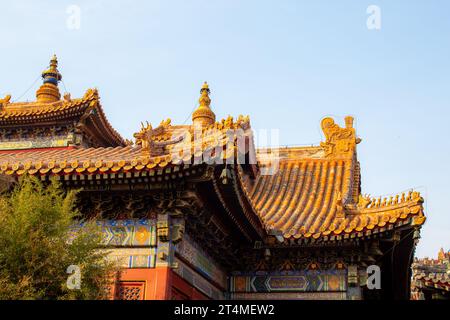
[0, 62, 426, 243]
[413, 273, 450, 293]
[234, 117, 425, 242]
[0, 114, 426, 242]
[0, 88, 124, 147]
[412, 249, 450, 296]
[238, 147, 425, 242]
[0, 56, 125, 148]
[0, 114, 252, 175]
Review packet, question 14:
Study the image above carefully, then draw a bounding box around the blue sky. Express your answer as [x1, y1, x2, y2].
[1, 0, 449, 258]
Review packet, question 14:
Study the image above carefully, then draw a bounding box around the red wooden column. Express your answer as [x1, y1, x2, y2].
[152, 266, 173, 300]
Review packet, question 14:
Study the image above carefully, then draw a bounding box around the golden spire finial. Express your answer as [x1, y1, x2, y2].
[198, 81, 211, 108]
[192, 81, 215, 127]
[438, 247, 445, 261]
[36, 55, 62, 103]
[42, 54, 62, 83]
[50, 54, 58, 68]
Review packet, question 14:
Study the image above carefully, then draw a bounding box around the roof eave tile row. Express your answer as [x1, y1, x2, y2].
[237, 149, 426, 242]
[0, 137, 246, 177]
[0, 95, 92, 121]
[413, 274, 450, 291]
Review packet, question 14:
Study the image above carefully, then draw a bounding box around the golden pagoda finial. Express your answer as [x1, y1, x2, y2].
[192, 81, 215, 127]
[36, 54, 62, 103]
[50, 54, 57, 68]
[199, 81, 211, 108]
[438, 247, 445, 261]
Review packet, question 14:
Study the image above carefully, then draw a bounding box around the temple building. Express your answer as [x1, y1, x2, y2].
[411, 248, 450, 300]
[0, 56, 426, 300]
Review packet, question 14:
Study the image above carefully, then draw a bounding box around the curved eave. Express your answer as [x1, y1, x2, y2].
[84, 99, 126, 147]
[0, 102, 89, 125]
[208, 165, 265, 243]
[0, 89, 126, 147]
[0, 133, 248, 177]
[277, 197, 426, 243]
[0, 146, 170, 176]
[284, 211, 425, 244]
[237, 147, 426, 244]
[277, 193, 425, 243]
[413, 274, 450, 291]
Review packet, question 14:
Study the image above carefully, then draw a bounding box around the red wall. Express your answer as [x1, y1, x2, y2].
[112, 267, 172, 300]
[112, 267, 209, 300]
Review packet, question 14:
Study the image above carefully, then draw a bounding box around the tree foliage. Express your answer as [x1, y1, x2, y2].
[0, 176, 116, 299]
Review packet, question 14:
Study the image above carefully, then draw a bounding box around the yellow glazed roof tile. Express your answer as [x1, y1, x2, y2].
[236, 116, 426, 241]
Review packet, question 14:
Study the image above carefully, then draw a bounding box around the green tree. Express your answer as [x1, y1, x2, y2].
[0, 175, 117, 300]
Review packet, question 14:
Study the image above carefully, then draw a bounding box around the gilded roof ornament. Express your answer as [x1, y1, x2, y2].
[133, 119, 182, 157]
[41, 54, 62, 84]
[134, 121, 153, 150]
[357, 193, 372, 209]
[0, 94, 11, 109]
[236, 114, 251, 129]
[36, 55, 62, 103]
[320, 116, 361, 158]
[83, 88, 99, 100]
[192, 81, 216, 127]
[159, 118, 171, 127]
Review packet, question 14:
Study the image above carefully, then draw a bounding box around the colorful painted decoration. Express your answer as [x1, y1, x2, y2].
[230, 269, 346, 293]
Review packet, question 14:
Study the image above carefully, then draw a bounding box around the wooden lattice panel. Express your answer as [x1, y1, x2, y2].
[116, 282, 145, 300]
